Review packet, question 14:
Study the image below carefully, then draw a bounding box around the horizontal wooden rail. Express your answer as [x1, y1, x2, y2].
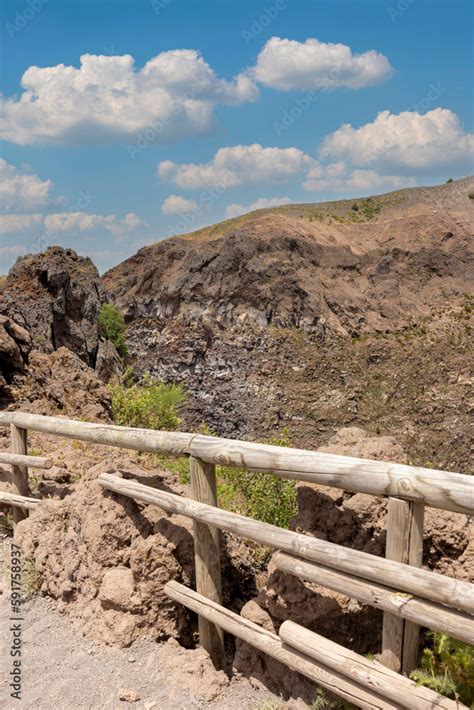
[165, 581, 396, 710]
[0, 490, 40, 510]
[1, 413, 472, 513]
[0, 412, 193, 457]
[98, 473, 474, 613]
[279, 621, 463, 710]
[274, 553, 474, 645]
[0, 452, 52, 469]
[191, 435, 474, 515]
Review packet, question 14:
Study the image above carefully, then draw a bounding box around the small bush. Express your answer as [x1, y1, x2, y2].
[446, 178, 454, 183]
[468, 191, 474, 200]
[165, 428, 298, 529]
[351, 202, 359, 211]
[157, 452, 190, 483]
[109, 373, 185, 430]
[361, 198, 381, 220]
[22, 558, 43, 594]
[99, 303, 128, 359]
[217, 431, 298, 529]
[411, 632, 474, 705]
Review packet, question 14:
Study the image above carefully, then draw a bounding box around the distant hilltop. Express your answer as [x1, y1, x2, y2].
[103, 176, 474, 337]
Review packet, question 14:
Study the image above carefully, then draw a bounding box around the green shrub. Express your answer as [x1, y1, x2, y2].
[446, 178, 454, 183]
[22, 558, 43, 594]
[99, 303, 128, 359]
[411, 632, 474, 705]
[217, 431, 298, 529]
[468, 191, 474, 200]
[161, 428, 298, 529]
[109, 373, 185, 430]
[361, 198, 381, 220]
[157, 452, 190, 483]
[351, 202, 359, 211]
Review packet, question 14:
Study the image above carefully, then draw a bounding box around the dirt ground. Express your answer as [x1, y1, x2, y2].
[0, 593, 290, 710]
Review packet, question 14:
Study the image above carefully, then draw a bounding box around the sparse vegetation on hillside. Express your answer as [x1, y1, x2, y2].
[109, 370, 185, 430]
[173, 428, 298, 530]
[411, 633, 474, 706]
[22, 557, 43, 594]
[217, 430, 298, 529]
[99, 302, 128, 359]
[109, 377, 297, 529]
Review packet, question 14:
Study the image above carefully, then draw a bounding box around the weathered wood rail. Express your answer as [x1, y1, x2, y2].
[0, 411, 472, 709]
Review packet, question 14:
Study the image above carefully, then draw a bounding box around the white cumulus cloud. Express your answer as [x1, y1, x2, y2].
[251, 36, 393, 91]
[0, 245, 28, 257]
[161, 195, 198, 215]
[43, 211, 146, 234]
[1, 51, 258, 146]
[0, 160, 53, 211]
[320, 108, 474, 170]
[226, 196, 292, 219]
[158, 144, 313, 189]
[303, 161, 415, 195]
[0, 213, 43, 235]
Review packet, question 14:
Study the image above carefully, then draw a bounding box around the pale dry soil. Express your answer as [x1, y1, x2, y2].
[0, 594, 287, 710]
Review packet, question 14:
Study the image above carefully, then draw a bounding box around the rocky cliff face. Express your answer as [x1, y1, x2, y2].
[104, 179, 473, 337]
[103, 178, 474, 469]
[1, 247, 106, 366]
[0, 246, 121, 415]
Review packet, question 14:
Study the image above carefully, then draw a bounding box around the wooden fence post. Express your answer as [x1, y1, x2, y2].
[10, 424, 29, 526]
[381, 498, 424, 674]
[189, 456, 225, 669]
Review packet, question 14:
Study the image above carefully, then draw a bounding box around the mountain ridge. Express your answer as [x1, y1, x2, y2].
[103, 176, 474, 337]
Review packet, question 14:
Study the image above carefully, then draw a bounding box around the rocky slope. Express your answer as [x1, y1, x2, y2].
[104, 178, 474, 470]
[105, 179, 473, 337]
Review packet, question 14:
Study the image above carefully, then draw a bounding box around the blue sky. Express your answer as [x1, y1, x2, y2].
[1, 0, 473, 272]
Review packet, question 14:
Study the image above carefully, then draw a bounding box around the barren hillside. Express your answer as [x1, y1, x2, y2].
[103, 178, 474, 470]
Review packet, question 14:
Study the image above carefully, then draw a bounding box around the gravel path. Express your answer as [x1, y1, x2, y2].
[0, 594, 288, 710]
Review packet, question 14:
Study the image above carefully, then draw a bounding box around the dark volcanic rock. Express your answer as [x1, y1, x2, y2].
[0, 247, 122, 394]
[0, 246, 106, 366]
[0, 246, 122, 412]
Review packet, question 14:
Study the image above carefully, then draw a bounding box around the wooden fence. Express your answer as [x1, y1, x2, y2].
[0, 411, 472, 709]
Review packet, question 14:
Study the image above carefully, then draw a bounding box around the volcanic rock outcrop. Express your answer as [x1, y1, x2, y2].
[0, 246, 122, 415]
